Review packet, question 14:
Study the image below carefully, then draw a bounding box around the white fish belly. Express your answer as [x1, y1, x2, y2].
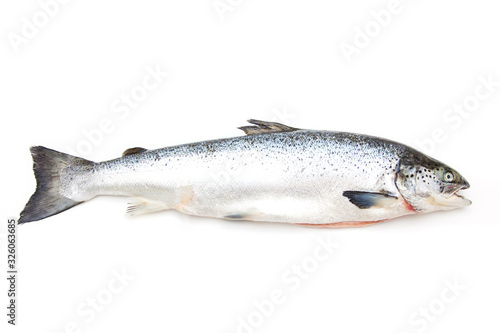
[177, 173, 413, 224]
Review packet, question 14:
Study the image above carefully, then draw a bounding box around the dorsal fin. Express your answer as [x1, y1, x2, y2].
[238, 119, 299, 136]
[122, 147, 147, 156]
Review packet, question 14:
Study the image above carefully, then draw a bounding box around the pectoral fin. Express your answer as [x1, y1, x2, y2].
[343, 191, 398, 209]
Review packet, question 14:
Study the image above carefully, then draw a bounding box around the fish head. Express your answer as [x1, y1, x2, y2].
[395, 155, 471, 213]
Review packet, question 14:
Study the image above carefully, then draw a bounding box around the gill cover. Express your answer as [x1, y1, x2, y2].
[395, 159, 418, 211]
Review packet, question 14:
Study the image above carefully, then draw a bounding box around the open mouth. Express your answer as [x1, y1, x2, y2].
[451, 187, 471, 205]
[442, 181, 471, 206]
[445, 181, 470, 199]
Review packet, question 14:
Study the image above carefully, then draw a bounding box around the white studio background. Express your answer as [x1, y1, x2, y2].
[1, 1, 499, 332]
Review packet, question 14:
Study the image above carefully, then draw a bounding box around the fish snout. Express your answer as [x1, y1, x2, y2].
[461, 178, 470, 190]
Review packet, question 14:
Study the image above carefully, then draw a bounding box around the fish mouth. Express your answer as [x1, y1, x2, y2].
[429, 181, 471, 208]
[443, 179, 470, 198]
[453, 191, 471, 204]
[447, 185, 471, 206]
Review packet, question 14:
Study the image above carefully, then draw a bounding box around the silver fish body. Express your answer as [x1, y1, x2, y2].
[19, 120, 471, 227]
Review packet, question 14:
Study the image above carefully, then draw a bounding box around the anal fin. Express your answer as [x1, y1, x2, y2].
[126, 198, 168, 216]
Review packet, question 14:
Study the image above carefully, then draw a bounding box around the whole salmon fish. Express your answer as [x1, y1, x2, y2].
[19, 119, 471, 227]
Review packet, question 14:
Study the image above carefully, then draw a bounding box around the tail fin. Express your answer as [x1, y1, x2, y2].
[19, 146, 93, 224]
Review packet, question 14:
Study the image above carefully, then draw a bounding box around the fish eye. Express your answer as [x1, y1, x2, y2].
[444, 171, 454, 182]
